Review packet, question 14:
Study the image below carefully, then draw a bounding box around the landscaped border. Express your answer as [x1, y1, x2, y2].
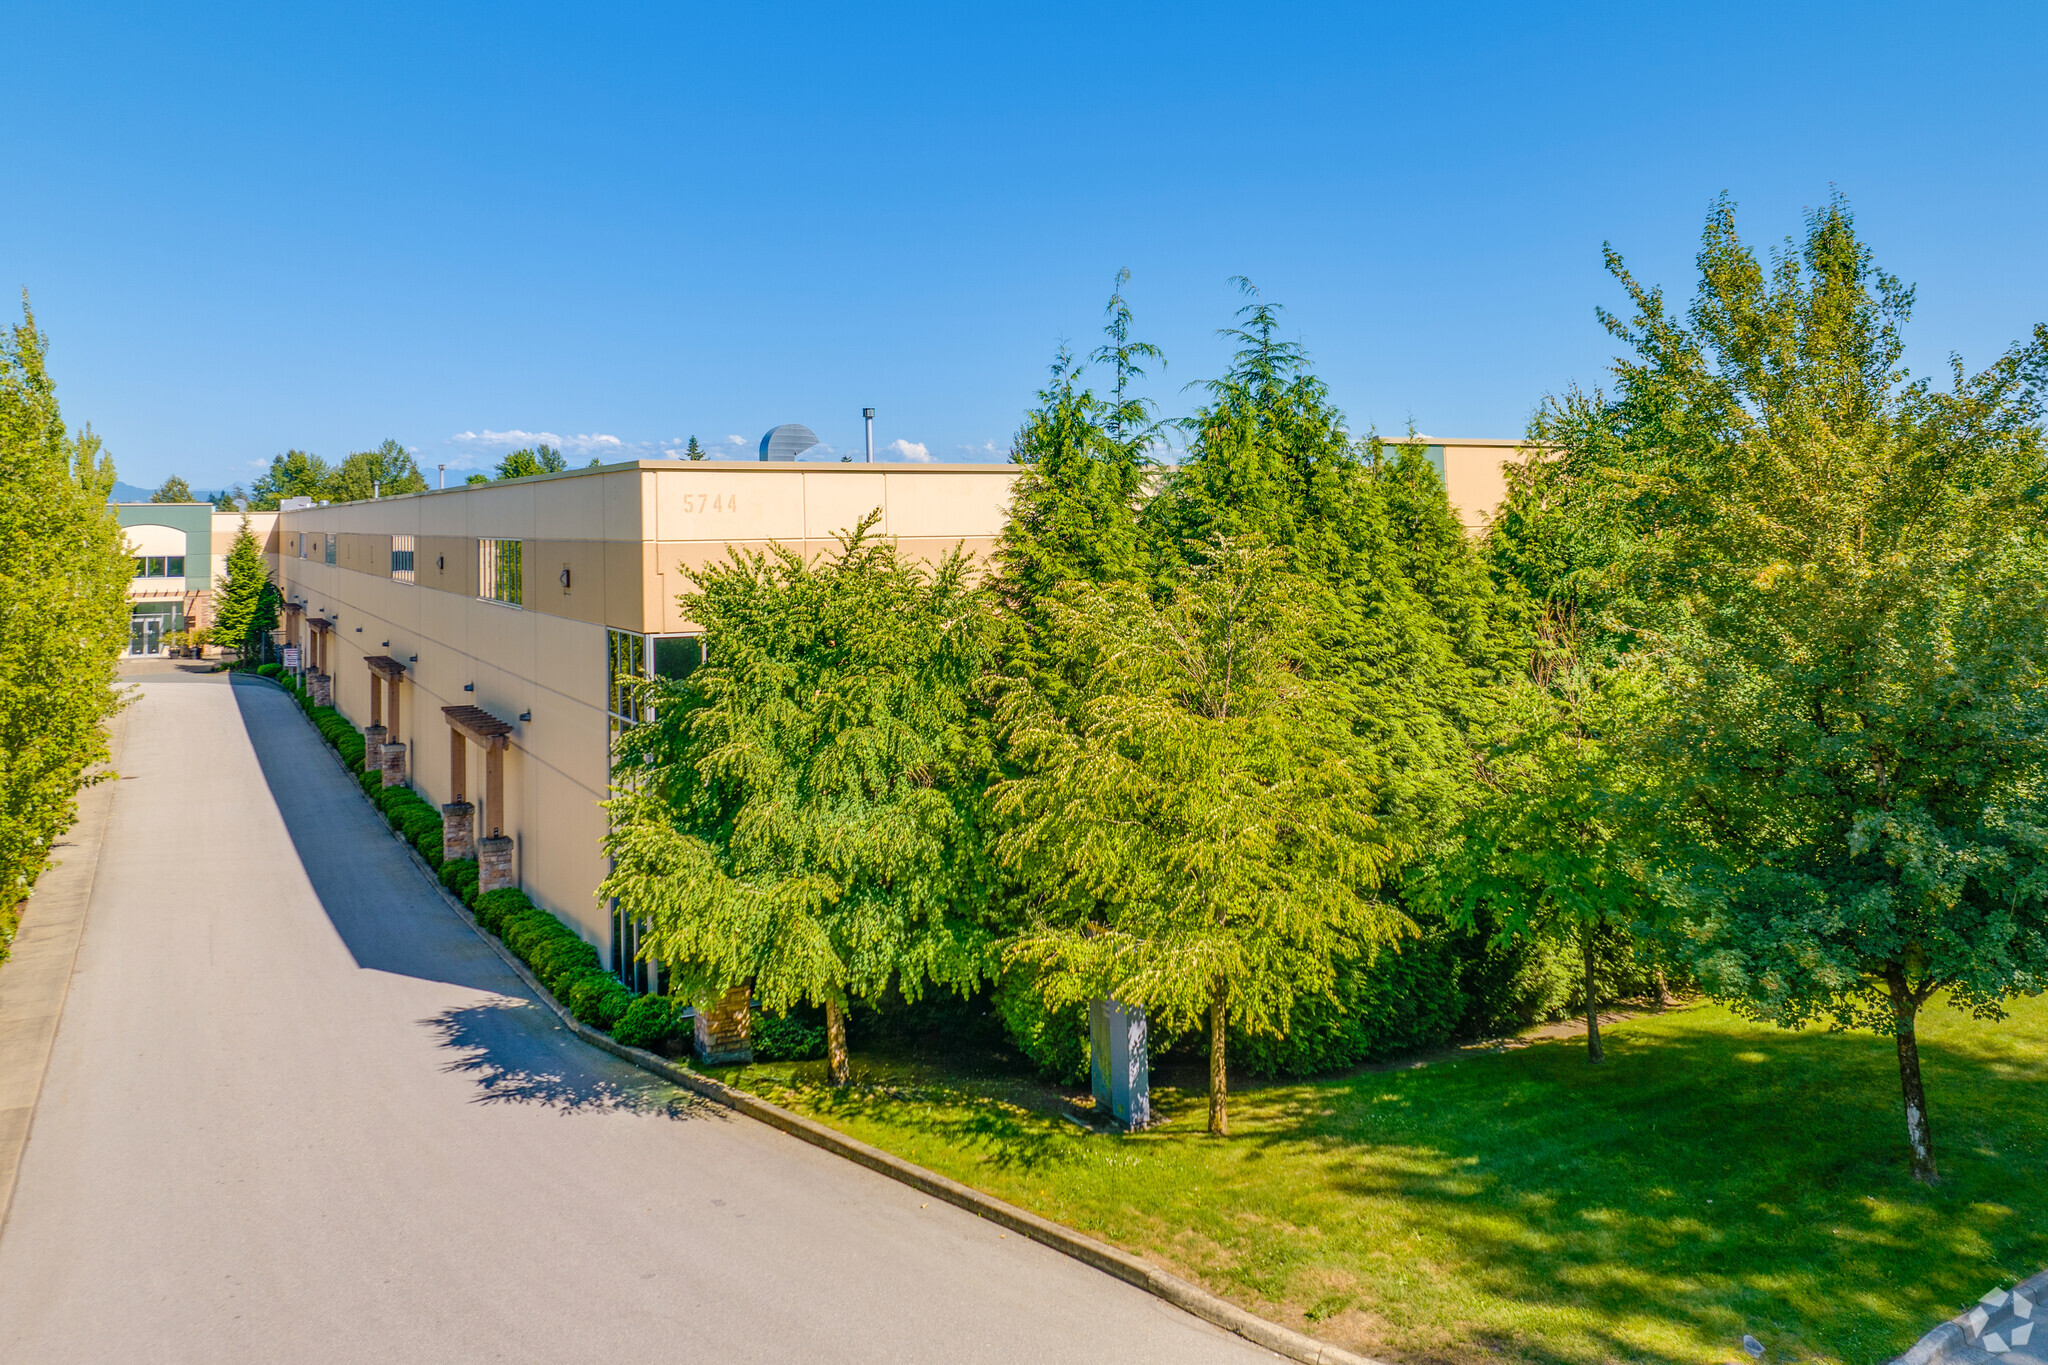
[254, 668, 1382, 1365]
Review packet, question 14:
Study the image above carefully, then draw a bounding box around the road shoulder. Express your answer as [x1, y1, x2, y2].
[0, 709, 128, 1236]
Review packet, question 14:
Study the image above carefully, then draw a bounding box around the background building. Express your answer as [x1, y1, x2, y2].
[114, 502, 280, 654]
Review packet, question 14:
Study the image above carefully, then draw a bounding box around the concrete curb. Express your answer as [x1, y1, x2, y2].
[1891, 1267, 2048, 1365]
[276, 675, 1383, 1365]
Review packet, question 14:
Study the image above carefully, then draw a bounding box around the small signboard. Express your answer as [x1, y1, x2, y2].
[282, 646, 300, 670]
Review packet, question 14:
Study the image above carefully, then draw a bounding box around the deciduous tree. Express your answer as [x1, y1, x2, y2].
[151, 474, 193, 503]
[495, 444, 568, 480]
[1568, 195, 2048, 1182]
[329, 439, 427, 501]
[251, 449, 332, 509]
[0, 299, 130, 920]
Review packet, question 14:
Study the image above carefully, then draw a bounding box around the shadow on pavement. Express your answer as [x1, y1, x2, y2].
[226, 672, 511, 993]
[426, 1000, 715, 1120]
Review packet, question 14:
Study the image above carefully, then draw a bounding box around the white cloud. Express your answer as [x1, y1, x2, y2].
[954, 440, 1005, 461]
[447, 429, 625, 455]
[888, 438, 932, 463]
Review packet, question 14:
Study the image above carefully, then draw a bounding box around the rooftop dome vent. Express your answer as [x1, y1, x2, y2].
[759, 423, 819, 462]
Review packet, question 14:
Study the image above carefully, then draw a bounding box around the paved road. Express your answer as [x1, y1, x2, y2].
[0, 670, 1270, 1364]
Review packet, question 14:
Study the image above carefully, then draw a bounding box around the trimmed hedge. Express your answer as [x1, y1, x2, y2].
[473, 887, 635, 1032]
[288, 671, 677, 1053]
[256, 662, 282, 678]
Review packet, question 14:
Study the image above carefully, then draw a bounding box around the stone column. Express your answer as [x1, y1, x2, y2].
[379, 740, 407, 788]
[364, 724, 387, 772]
[441, 801, 475, 863]
[311, 673, 331, 706]
[478, 834, 514, 895]
[693, 985, 753, 1065]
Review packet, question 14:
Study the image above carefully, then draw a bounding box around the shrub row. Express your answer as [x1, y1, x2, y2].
[280, 669, 689, 1057]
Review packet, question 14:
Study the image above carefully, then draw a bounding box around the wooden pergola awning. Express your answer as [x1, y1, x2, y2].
[363, 655, 407, 680]
[441, 705, 513, 748]
[307, 618, 334, 634]
[283, 602, 304, 616]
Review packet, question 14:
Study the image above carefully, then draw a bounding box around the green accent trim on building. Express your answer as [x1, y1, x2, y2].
[114, 502, 214, 590]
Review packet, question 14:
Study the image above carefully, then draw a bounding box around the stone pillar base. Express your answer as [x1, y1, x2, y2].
[311, 673, 331, 707]
[694, 984, 753, 1065]
[478, 834, 514, 895]
[364, 724, 387, 772]
[379, 741, 407, 788]
[441, 802, 475, 863]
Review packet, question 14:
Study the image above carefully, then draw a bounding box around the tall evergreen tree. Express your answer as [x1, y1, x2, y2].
[684, 435, 705, 461]
[0, 300, 131, 917]
[996, 545, 1399, 1134]
[151, 474, 193, 503]
[211, 515, 275, 656]
[602, 515, 997, 1084]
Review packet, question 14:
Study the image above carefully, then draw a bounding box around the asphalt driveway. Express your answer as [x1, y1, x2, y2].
[0, 669, 1271, 1364]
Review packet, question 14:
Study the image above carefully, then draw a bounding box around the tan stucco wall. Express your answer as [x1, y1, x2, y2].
[276, 459, 1020, 951]
[1435, 440, 1532, 534]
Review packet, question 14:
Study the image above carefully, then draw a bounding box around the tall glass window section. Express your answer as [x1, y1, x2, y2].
[479, 539, 522, 606]
[604, 629, 703, 993]
[391, 535, 415, 583]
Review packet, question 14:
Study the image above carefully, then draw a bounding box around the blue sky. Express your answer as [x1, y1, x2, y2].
[7, 2, 2046, 491]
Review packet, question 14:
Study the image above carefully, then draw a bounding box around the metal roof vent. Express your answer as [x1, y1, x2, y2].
[758, 423, 819, 462]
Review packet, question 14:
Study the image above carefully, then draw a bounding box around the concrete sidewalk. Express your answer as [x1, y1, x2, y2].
[0, 670, 1272, 1364]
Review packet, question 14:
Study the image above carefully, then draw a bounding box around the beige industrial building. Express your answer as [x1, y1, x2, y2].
[273, 440, 1524, 985]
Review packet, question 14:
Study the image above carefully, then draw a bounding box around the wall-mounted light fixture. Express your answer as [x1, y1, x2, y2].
[408, 655, 418, 663]
[519, 711, 532, 722]
[463, 682, 474, 692]
[355, 626, 362, 633]
[558, 567, 571, 589]
[437, 555, 445, 571]
[381, 641, 390, 647]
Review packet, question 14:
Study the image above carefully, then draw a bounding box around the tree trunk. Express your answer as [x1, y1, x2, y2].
[1582, 921, 1604, 1064]
[1208, 981, 1229, 1138]
[1888, 969, 1937, 1184]
[824, 997, 850, 1087]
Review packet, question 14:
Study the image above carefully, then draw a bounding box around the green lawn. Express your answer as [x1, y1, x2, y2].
[718, 997, 2048, 1365]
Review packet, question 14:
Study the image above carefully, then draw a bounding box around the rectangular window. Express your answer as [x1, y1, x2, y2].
[136, 556, 169, 577]
[324, 533, 336, 566]
[133, 558, 147, 578]
[166, 555, 185, 577]
[391, 535, 415, 583]
[653, 635, 703, 681]
[606, 628, 647, 728]
[298, 534, 308, 560]
[479, 538, 522, 606]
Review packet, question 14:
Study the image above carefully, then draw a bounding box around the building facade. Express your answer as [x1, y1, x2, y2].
[114, 502, 282, 653]
[271, 442, 1527, 983]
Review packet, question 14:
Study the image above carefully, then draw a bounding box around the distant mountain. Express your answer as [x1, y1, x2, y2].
[107, 481, 234, 505]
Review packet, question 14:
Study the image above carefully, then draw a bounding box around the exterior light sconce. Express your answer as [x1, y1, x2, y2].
[437, 555, 445, 570]
[408, 654, 418, 662]
[518, 710, 532, 722]
[381, 641, 390, 647]
[558, 567, 570, 589]
[463, 682, 474, 692]
[355, 627, 362, 633]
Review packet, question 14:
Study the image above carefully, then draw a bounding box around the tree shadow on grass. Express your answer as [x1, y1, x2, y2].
[1204, 1018, 2048, 1365]
[768, 1074, 1081, 1174]
[426, 998, 719, 1123]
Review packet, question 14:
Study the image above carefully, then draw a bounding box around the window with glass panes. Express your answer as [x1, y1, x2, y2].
[479, 539, 521, 606]
[391, 535, 415, 583]
[604, 629, 704, 993]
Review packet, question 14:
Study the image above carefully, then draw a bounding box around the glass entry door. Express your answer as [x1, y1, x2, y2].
[129, 616, 161, 655]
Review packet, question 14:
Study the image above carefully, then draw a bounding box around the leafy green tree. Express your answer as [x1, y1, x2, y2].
[684, 436, 705, 461]
[329, 439, 427, 502]
[1424, 628, 1662, 1062]
[601, 515, 997, 1084]
[995, 544, 1399, 1135]
[211, 515, 275, 657]
[251, 449, 332, 509]
[1571, 195, 2048, 1183]
[0, 300, 131, 917]
[495, 443, 568, 480]
[151, 474, 193, 503]
[464, 472, 489, 486]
